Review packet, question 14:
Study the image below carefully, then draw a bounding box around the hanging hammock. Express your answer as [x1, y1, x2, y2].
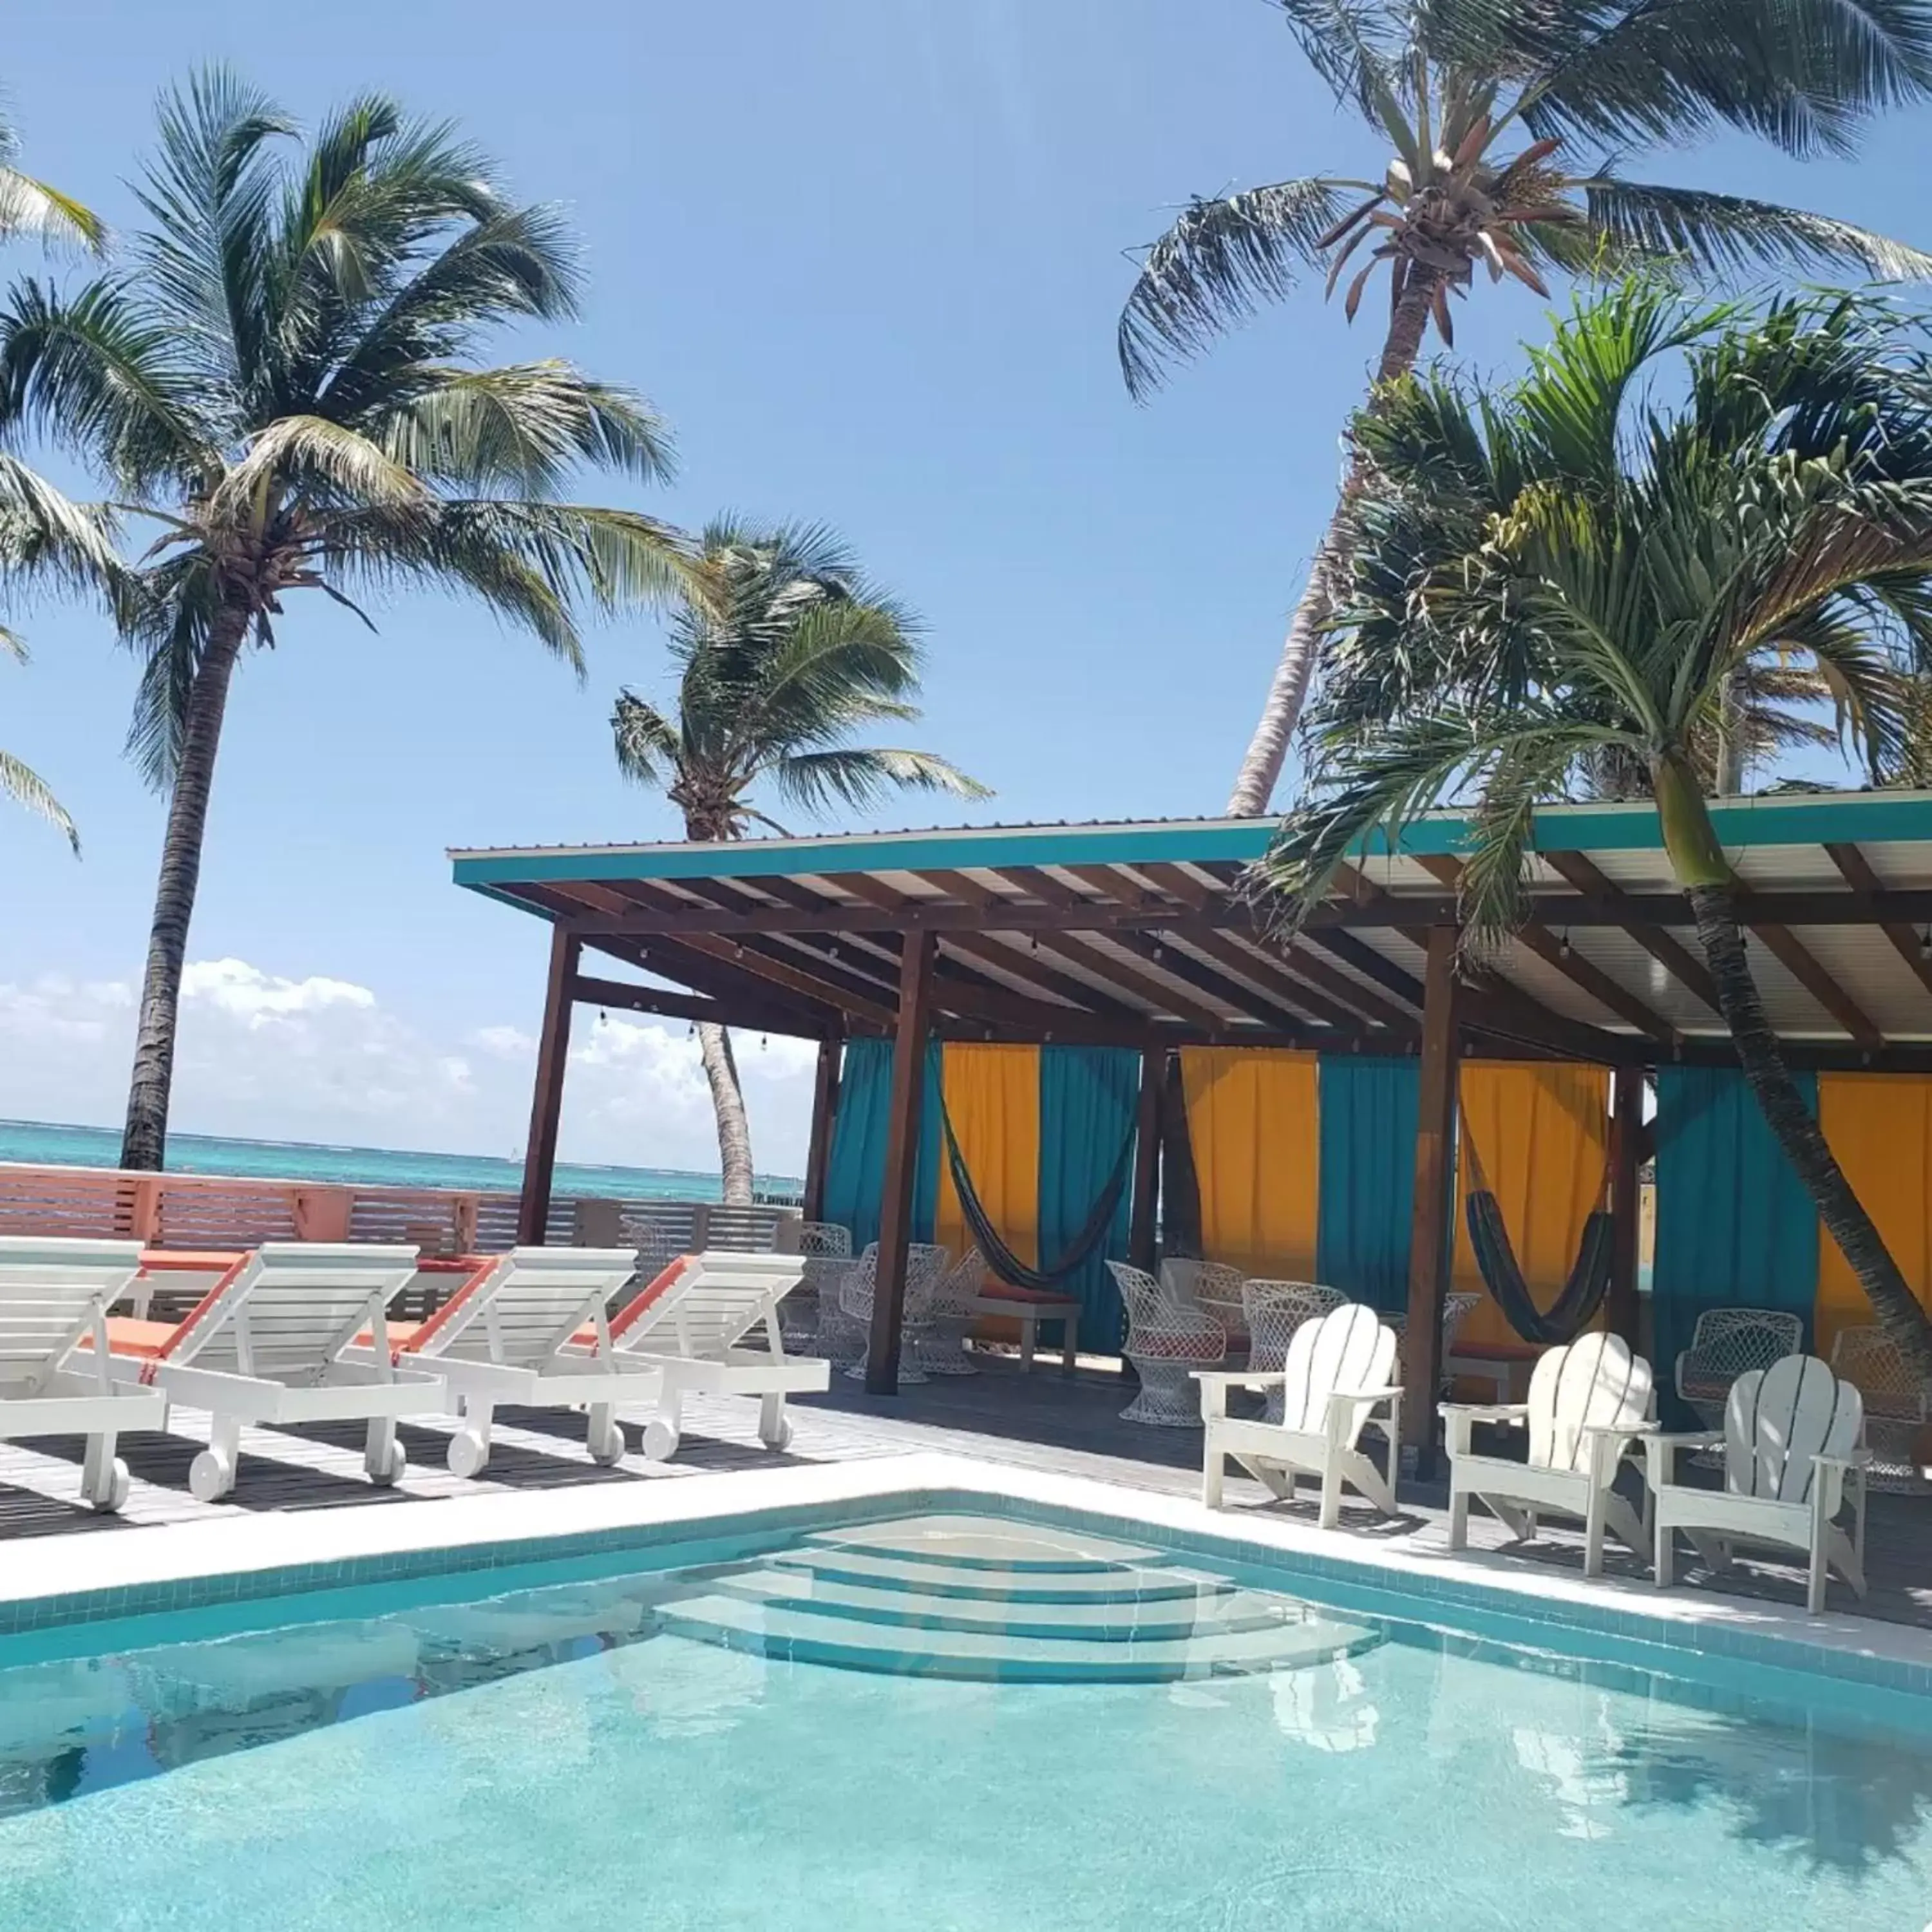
[1460, 1110, 1618, 1345]
[935, 1090, 1137, 1294]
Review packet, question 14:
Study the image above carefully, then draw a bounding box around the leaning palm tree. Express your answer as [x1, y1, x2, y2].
[612, 518, 989, 1202]
[1119, 0, 1932, 816]
[0, 71, 690, 1170]
[0, 99, 109, 845]
[1263, 280, 1932, 1372]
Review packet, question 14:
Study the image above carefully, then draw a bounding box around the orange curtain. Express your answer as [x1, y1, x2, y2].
[1815, 1074, 1932, 1358]
[1177, 1048, 1321, 1281]
[933, 1043, 1039, 1272]
[1452, 1061, 1611, 1351]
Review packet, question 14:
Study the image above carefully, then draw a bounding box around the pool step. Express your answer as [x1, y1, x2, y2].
[714, 1567, 1293, 1643]
[655, 1591, 1379, 1684]
[766, 1548, 1229, 1605]
[800, 1515, 1166, 1573]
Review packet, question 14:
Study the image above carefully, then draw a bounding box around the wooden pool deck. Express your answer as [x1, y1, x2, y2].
[1, 1354, 1927, 1633]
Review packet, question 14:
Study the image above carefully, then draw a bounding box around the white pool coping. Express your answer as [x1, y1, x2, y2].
[3, 1451, 1929, 1683]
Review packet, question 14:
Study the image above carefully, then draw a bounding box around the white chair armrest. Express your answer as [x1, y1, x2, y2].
[1193, 1369, 1282, 1390]
[1812, 1447, 1873, 1470]
[1649, 1430, 1722, 1448]
[1333, 1383, 1405, 1405]
[1441, 1402, 1528, 1425]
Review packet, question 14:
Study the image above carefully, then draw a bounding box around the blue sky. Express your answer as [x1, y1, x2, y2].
[3, 0, 1929, 1175]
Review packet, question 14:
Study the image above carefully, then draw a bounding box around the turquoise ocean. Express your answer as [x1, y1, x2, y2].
[0, 1119, 799, 1202]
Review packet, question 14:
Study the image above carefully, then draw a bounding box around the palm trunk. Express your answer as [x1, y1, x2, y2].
[1225, 265, 1443, 817]
[680, 808, 757, 1204]
[119, 603, 251, 1171]
[1686, 883, 1932, 1377]
[697, 1020, 756, 1206]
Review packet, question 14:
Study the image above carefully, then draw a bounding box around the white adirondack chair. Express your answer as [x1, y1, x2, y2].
[109, 1242, 440, 1502]
[383, 1246, 656, 1477]
[1197, 1303, 1405, 1528]
[1649, 1354, 1868, 1615]
[0, 1236, 166, 1511]
[599, 1249, 829, 1460]
[1443, 1332, 1656, 1578]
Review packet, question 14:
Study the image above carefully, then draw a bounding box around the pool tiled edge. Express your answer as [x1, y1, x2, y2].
[1, 1452, 1927, 1712]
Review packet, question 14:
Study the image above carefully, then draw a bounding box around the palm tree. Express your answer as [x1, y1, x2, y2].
[0, 100, 109, 846]
[1262, 280, 1932, 1373]
[1119, 0, 1932, 817]
[0, 71, 690, 1170]
[612, 518, 989, 1202]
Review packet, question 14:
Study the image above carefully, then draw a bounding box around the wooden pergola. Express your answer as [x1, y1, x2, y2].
[453, 792, 1932, 1460]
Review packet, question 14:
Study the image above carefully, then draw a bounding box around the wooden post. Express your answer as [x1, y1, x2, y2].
[866, 932, 936, 1394]
[800, 1039, 842, 1224]
[515, 928, 580, 1245]
[1403, 925, 1461, 1478]
[1607, 1065, 1645, 1349]
[1128, 1045, 1163, 1273]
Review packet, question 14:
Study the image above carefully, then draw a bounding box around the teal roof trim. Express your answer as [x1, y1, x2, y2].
[451, 791, 1932, 894]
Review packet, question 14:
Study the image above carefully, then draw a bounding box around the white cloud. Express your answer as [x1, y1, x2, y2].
[0, 960, 815, 1179]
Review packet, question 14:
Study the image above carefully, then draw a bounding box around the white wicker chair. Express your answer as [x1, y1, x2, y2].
[1390, 1291, 1485, 1395]
[1242, 1282, 1347, 1421]
[1828, 1325, 1931, 1492]
[919, 1247, 986, 1376]
[1164, 1258, 1249, 1355]
[1109, 1261, 1227, 1426]
[815, 1240, 871, 1370]
[1674, 1308, 1805, 1432]
[782, 1220, 853, 1352]
[840, 1242, 949, 1383]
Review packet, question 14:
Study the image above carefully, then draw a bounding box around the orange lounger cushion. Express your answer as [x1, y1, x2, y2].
[95, 1317, 180, 1359]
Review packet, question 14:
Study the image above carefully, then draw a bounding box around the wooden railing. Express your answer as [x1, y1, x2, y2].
[0, 1162, 799, 1258]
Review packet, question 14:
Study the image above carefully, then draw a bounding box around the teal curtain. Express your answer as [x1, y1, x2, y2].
[820, 1038, 942, 1253]
[1315, 1056, 1420, 1314]
[1037, 1046, 1138, 1352]
[1652, 1065, 1819, 1425]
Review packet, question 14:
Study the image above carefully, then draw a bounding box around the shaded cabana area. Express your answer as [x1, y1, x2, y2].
[453, 793, 1932, 1472]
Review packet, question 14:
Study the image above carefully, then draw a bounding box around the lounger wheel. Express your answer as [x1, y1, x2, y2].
[371, 1441, 407, 1486]
[759, 1414, 794, 1452]
[90, 1459, 131, 1514]
[589, 1418, 628, 1466]
[448, 1427, 491, 1480]
[189, 1447, 236, 1503]
[639, 1417, 679, 1463]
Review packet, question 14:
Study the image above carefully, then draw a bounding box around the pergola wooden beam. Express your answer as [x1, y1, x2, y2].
[1748, 921, 1885, 1052]
[937, 930, 1149, 1025]
[533, 884, 1932, 936]
[516, 928, 579, 1244]
[1028, 929, 1232, 1031]
[1414, 855, 1679, 1045]
[1541, 851, 1721, 1015]
[1175, 929, 1402, 1035]
[571, 971, 824, 1037]
[1824, 841, 1932, 1002]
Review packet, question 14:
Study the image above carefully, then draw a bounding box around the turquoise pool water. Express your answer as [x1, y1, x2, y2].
[0, 1514, 1928, 1931]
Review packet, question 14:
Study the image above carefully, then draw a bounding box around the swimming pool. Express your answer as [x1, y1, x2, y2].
[1, 1503, 1927, 1931]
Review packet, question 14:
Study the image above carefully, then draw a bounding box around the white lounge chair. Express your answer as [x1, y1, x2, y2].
[383, 1246, 656, 1477]
[0, 1236, 166, 1511]
[1649, 1353, 1869, 1615]
[601, 1249, 829, 1459]
[109, 1242, 440, 1502]
[1443, 1332, 1656, 1578]
[1197, 1302, 1404, 1527]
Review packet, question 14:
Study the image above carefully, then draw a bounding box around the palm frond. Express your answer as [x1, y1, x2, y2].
[1582, 176, 1932, 281]
[611, 690, 680, 786]
[0, 167, 105, 252]
[1119, 178, 1361, 397]
[0, 278, 211, 491]
[772, 746, 990, 815]
[0, 745, 76, 848]
[379, 363, 674, 493]
[1519, 0, 1932, 159]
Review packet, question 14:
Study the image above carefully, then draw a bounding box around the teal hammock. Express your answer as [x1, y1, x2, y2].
[1461, 1116, 1616, 1345]
[936, 1090, 1135, 1294]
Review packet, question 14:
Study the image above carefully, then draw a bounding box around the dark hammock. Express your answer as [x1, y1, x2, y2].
[936, 1092, 1137, 1294]
[1459, 1113, 1617, 1345]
